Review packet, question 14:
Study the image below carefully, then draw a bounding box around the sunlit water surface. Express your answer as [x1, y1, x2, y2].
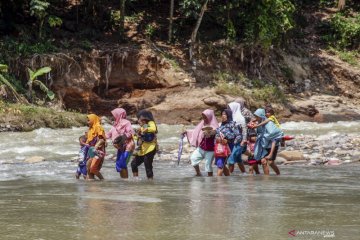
[0, 122, 360, 239]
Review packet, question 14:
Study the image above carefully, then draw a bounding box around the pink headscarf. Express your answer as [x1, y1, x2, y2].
[186, 109, 219, 147]
[106, 108, 134, 141]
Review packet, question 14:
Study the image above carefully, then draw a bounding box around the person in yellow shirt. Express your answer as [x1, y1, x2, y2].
[252, 106, 281, 129]
[131, 110, 158, 179]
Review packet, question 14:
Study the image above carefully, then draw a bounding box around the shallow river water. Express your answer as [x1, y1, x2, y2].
[0, 122, 360, 240]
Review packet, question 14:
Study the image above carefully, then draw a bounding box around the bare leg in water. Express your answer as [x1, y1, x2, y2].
[229, 164, 235, 173]
[194, 165, 202, 176]
[120, 169, 128, 178]
[268, 160, 280, 175]
[261, 158, 270, 175]
[237, 162, 246, 173]
[94, 172, 104, 180]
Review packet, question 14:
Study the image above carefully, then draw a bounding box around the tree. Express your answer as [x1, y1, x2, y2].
[30, 0, 50, 39]
[120, 0, 126, 37]
[27, 67, 54, 102]
[338, 0, 346, 10]
[168, 0, 175, 42]
[189, 0, 209, 61]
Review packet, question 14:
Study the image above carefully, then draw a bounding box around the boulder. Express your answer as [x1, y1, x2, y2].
[277, 150, 305, 161]
[203, 96, 227, 109]
[24, 156, 45, 163]
[275, 157, 287, 165]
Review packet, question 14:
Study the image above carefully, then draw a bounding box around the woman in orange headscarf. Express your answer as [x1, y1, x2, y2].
[86, 114, 105, 145]
[86, 114, 106, 180]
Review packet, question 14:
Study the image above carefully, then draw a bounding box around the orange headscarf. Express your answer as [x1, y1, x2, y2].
[86, 114, 105, 144]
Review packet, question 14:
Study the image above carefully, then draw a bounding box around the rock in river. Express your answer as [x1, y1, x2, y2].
[24, 156, 45, 163]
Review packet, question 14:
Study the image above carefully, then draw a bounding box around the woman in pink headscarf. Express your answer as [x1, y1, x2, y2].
[106, 108, 135, 178]
[185, 109, 219, 176]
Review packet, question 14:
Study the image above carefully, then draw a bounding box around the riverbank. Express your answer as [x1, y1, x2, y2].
[2, 90, 360, 132]
[0, 100, 87, 132]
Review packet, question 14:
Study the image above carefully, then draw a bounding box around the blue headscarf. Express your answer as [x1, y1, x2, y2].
[253, 108, 283, 160]
[254, 108, 266, 120]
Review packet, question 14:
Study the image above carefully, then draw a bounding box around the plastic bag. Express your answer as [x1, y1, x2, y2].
[214, 142, 231, 157]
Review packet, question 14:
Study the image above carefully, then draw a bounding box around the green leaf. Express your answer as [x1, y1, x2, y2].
[47, 90, 55, 100]
[31, 67, 51, 81]
[0, 73, 16, 93]
[27, 68, 35, 81]
[0, 64, 8, 73]
[33, 79, 55, 100]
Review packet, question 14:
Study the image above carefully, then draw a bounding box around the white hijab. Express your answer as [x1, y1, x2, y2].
[228, 102, 246, 126]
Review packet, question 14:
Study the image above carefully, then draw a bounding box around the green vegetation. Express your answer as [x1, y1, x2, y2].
[27, 66, 54, 102]
[280, 66, 294, 82]
[214, 71, 287, 107]
[329, 47, 359, 66]
[0, 100, 87, 131]
[328, 12, 360, 49]
[0, 0, 359, 129]
[0, 38, 57, 62]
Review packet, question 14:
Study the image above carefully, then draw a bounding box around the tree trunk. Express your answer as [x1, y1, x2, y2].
[28, 81, 33, 103]
[189, 0, 209, 61]
[338, 0, 346, 10]
[120, 0, 126, 38]
[168, 0, 174, 42]
[39, 18, 44, 39]
[226, 0, 230, 23]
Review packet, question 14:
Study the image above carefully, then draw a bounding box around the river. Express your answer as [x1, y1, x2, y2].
[0, 122, 360, 239]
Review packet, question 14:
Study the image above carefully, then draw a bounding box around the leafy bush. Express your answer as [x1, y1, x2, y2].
[214, 75, 287, 106]
[242, 0, 295, 48]
[110, 10, 122, 30]
[329, 13, 360, 49]
[0, 38, 57, 60]
[48, 15, 63, 28]
[145, 24, 157, 38]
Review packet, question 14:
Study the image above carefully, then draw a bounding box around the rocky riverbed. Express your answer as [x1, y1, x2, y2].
[155, 121, 360, 168]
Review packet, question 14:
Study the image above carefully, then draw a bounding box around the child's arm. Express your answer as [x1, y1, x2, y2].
[254, 118, 270, 128]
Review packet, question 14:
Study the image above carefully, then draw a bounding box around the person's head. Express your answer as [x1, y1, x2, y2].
[87, 114, 100, 128]
[228, 102, 241, 114]
[221, 109, 233, 123]
[111, 108, 127, 125]
[248, 133, 257, 142]
[113, 135, 126, 150]
[138, 117, 149, 126]
[201, 113, 209, 124]
[265, 106, 275, 118]
[136, 110, 154, 121]
[253, 108, 266, 122]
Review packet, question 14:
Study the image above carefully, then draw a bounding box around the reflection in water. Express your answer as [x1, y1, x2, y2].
[0, 167, 360, 240]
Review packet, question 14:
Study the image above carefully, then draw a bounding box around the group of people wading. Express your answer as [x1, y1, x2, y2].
[75, 109, 158, 180]
[75, 98, 284, 180]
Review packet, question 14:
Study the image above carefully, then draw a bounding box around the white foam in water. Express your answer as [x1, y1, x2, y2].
[282, 120, 360, 131]
[82, 193, 162, 203]
[54, 150, 78, 156]
[0, 146, 41, 154]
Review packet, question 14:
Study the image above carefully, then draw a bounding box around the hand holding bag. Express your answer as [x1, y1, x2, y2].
[214, 133, 231, 157]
